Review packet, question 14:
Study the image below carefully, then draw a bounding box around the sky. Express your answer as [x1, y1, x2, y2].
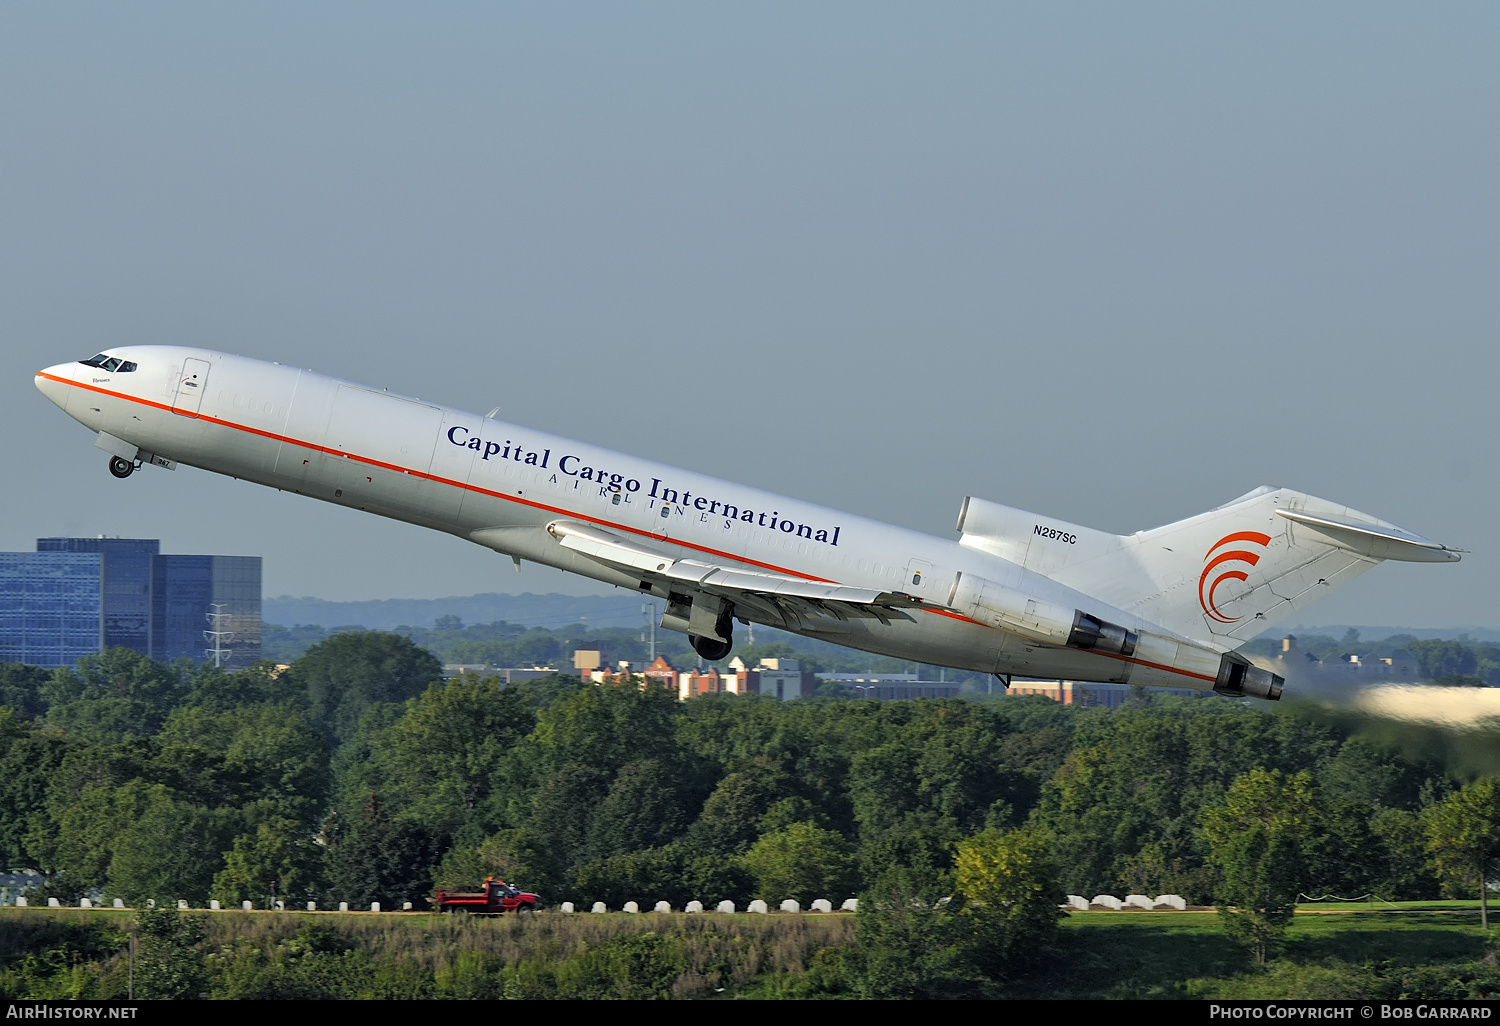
[1, 3, 1496, 627]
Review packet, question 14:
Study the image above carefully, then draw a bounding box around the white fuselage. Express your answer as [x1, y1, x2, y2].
[34, 346, 1216, 687]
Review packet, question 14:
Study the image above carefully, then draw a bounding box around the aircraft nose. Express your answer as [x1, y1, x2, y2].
[35, 363, 75, 411]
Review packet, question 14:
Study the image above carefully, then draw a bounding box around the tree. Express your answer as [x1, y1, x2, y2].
[321, 794, 442, 908]
[586, 759, 690, 862]
[213, 819, 325, 908]
[105, 787, 237, 906]
[741, 820, 858, 906]
[282, 632, 442, 744]
[1408, 640, 1479, 682]
[952, 826, 1062, 977]
[1200, 768, 1320, 963]
[855, 867, 983, 999]
[0, 662, 50, 721]
[1424, 777, 1500, 929]
[367, 674, 533, 836]
[687, 771, 769, 854]
[41, 648, 183, 740]
[0, 708, 71, 869]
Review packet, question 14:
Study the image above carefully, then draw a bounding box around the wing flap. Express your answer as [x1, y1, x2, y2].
[545, 520, 921, 626]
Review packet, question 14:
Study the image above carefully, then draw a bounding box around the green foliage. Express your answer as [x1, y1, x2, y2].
[0, 708, 70, 869]
[213, 819, 326, 908]
[365, 674, 534, 836]
[742, 821, 858, 905]
[6, 624, 1497, 976]
[0, 662, 50, 722]
[1409, 640, 1480, 681]
[1423, 777, 1500, 927]
[855, 867, 985, 999]
[134, 908, 209, 1000]
[0, 916, 127, 1000]
[321, 793, 442, 909]
[553, 931, 683, 999]
[281, 632, 442, 744]
[1202, 768, 1319, 963]
[952, 825, 1063, 976]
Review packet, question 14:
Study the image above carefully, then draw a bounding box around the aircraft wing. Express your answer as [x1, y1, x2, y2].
[545, 520, 925, 629]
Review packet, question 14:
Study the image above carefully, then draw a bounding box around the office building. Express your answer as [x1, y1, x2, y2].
[0, 538, 261, 668]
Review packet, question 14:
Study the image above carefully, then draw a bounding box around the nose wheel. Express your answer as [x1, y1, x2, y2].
[108, 455, 136, 479]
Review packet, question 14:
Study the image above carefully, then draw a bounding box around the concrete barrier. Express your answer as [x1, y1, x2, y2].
[307, 902, 317, 912]
[114, 899, 125, 909]
[1154, 894, 1187, 910]
[371, 902, 380, 912]
[209, 900, 220, 910]
[402, 902, 412, 911]
[716, 900, 735, 914]
[1124, 894, 1154, 910]
[747, 899, 768, 915]
[560, 902, 575, 914]
[339, 902, 349, 912]
[685, 900, 704, 913]
[654, 901, 672, 913]
[275, 901, 285, 911]
[1090, 894, 1122, 910]
[80, 898, 92, 908]
[177, 900, 189, 910]
[623, 901, 640, 913]
[810, 899, 833, 913]
[47, 898, 60, 907]
[1066, 894, 1090, 911]
[592, 902, 608, 913]
[840, 898, 858, 912]
[243, 901, 253, 911]
[779, 899, 800, 913]
[15, 897, 26, 907]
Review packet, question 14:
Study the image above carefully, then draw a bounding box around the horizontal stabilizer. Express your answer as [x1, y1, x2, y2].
[1274, 509, 1461, 563]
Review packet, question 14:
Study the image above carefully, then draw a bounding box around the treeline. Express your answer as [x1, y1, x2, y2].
[1241, 630, 1500, 686]
[261, 617, 982, 682]
[3, 634, 1496, 930]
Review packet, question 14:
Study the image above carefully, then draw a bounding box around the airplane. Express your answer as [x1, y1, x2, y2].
[35, 346, 1461, 701]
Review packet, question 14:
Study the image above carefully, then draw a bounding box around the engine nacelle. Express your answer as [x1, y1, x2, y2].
[1214, 653, 1284, 701]
[947, 573, 1138, 656]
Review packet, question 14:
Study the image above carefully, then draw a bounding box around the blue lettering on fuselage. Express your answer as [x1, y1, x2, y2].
[448, 428, 840, 545]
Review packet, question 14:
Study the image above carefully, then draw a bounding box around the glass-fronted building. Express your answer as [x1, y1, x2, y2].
[153, 555, 262, 666]
[0, 539, 261, 668]
[0, 552, 103, 667]
[37, 538, 158, 654]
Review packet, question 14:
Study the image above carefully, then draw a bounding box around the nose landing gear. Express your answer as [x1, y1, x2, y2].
[108, 455, 136, 479]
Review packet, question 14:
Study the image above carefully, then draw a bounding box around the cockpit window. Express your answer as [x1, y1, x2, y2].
[76, 354, 136, 372]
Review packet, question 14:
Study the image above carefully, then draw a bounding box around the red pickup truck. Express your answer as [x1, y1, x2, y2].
[434, 877, 542, 915]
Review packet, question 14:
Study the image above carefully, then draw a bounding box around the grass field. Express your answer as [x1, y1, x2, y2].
[1040, 905, 1500, 999]
[3, 903, 1499, 999]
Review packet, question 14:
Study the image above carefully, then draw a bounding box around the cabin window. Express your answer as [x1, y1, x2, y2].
[119, 361, 136, 372]
[78, 353, 110, 368]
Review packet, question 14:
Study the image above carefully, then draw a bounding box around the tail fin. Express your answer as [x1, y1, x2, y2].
[956, 487, 1459, 650]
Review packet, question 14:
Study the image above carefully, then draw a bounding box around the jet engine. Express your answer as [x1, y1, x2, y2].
[948, 571, 1285, 700]
[947, 573, 1137, 656]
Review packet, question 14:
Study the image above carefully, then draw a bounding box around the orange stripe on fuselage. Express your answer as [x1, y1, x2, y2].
[44, 372, 1222, 686]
